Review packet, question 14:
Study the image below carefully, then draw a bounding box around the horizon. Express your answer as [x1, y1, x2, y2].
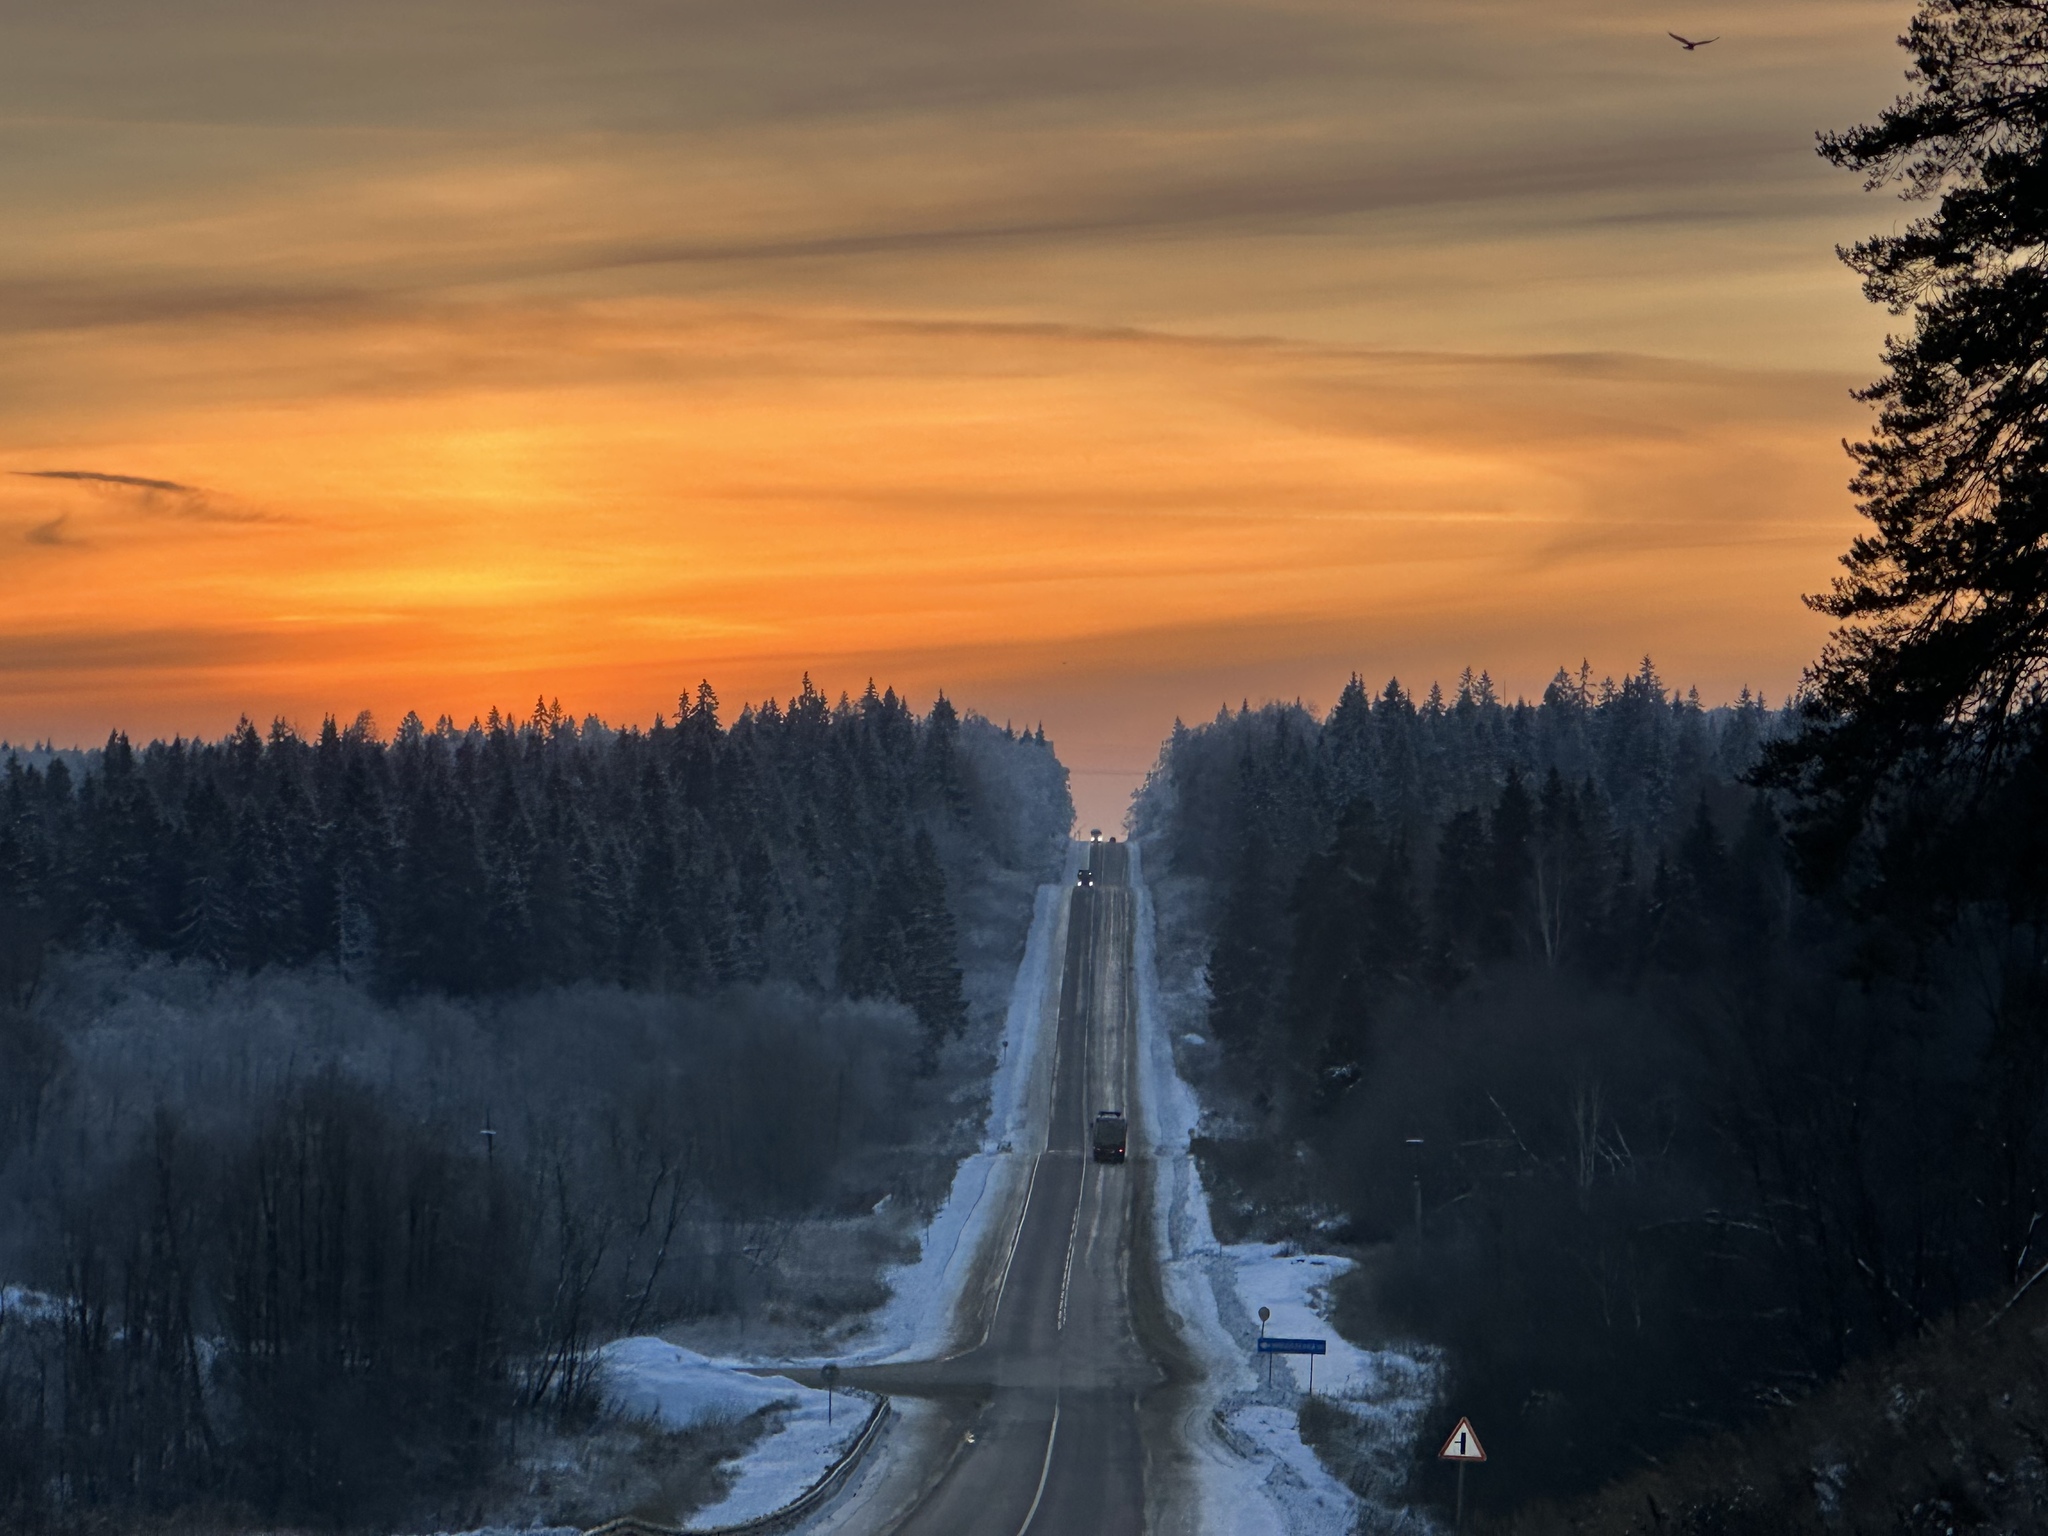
[0, 655, 1795, 832]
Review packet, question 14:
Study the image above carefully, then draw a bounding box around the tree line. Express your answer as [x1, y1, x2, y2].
[0, 680, 1068, 1035]
[0, 680, 1072, 1532]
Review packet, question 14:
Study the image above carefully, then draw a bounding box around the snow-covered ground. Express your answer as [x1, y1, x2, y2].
[1237, 1248, 1359, 1393]
[1232, 1247, 1429, 1404]
[1130, 840, 1440, 1536]
[598, 1337, 873, 1530]
[1, 1286, 59, 1327]
[0, 1285, 64, 1323]
[601, 838, 1439, 1535]
[591, 857, 1076, 1531]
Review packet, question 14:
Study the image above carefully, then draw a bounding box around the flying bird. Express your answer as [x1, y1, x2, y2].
[1668, 32, 1718, 49]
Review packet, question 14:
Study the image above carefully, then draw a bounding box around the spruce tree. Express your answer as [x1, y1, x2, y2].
[1282, 798, 1383, 1102]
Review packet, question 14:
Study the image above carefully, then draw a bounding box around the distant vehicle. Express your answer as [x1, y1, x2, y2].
[1093, 1110, 1127, 1164]
[1077, 869, 1095, 888]
[1090, 828, 1102, 841]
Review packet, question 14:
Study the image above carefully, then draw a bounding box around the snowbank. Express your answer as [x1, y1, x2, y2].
[1233, 1248, 1363, 1395]
[1130, 840, 1439, 1536]
[0, 1285, 65, 1324]
[688, 1387, 872, 1529]
[600, 1336, 816, 1429]
[597, 1337, 872, 1530]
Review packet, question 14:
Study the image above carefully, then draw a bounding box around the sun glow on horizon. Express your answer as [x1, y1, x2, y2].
[0, 0, 1912, 829]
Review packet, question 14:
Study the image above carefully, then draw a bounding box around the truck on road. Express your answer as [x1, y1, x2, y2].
[1092, 1110, 1127, 1164]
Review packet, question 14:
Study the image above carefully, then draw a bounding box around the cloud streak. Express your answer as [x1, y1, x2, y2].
[9, 470, 282, 526]
[24, 513, 82, 547]
[18, 469, 196, 493]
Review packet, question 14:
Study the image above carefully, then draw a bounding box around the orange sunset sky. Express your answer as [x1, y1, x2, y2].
[3, 0, 1912, 829]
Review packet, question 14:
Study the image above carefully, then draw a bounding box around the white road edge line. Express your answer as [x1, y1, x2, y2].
[1118, 893, 1131, 1110]
[1057, 1165, 1086, 1330]
[1014, 1398, 1062, 1536]
[1084, 1155, 1109, 1266]
[986, 1151, 1043, 1339]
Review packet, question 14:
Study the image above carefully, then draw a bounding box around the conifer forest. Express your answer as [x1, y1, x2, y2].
[1137, 657, 2048, 1517]
[0, 684, 1071, 1529]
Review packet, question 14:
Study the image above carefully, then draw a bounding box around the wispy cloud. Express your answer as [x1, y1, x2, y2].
[11, 470, 280, 525]
[0, 625, 304, 675]
[0, 277, 371, 338]
[18, 469, 196, 493]
[25, 513, 83, 547]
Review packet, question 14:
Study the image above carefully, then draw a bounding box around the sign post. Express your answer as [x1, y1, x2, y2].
[1255, 1336, 1325, 1396]
[820, 1362, 840, 1426]
[1257, 1307, 1271, 1386]
[1437, 1417, 1486, 1534]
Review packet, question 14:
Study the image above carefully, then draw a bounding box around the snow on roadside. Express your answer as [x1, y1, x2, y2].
[841, 853, 1075, 1363]
[1231, 1242, 1439, 1430]
[687, 1389, 872, 1529]
[599, 853, 1070, 1530]
[1228, 1244, 1440, 1530]
[597, 1337, 872, 1530]
[1131, 839, 1439, 1536]
[601, 1336, 817, 1429]
[1233, 1249, 1365, 1395]
[1, 1285, 65, 1324]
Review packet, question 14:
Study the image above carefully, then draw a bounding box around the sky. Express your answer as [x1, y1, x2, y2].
[1, 0, 1916, 830]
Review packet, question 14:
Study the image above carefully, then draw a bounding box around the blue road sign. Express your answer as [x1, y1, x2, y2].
[1256, 1336, 1326, 1356]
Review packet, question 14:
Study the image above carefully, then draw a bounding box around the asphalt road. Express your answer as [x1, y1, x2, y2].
[831, 839, 1165, 1535]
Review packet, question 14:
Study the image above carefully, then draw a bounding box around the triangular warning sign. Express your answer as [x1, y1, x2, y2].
[1438, 1417, 1486, 1461]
